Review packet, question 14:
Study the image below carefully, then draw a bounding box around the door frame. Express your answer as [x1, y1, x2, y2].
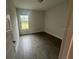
[58, 0, 73, 59]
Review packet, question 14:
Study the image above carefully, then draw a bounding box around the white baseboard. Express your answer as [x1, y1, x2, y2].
[44, 31, 63, 40]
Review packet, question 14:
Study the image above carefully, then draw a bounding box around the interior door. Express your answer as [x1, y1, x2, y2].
[6, 14, 15, 59]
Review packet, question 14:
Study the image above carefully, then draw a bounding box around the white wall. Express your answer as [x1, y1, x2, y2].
[6, 0, 19, 51]
[28, 10, 45, 33]
[44, 2, 67, 39]
[17, 9, 45, 35]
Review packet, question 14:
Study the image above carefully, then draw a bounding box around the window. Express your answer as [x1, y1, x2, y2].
[20, 15, 29, 30]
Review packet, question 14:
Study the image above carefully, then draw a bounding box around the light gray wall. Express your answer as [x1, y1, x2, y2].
[44, 2, 67, 39]
[28, 10, 45, 33]
[17, 9, 45, 35]
[6, 0, 19, 51]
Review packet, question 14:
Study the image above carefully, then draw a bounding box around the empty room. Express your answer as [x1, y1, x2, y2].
[6, 0, 73, 59]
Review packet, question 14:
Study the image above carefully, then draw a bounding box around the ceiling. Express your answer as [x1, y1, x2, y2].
[14, 0, 64, 10]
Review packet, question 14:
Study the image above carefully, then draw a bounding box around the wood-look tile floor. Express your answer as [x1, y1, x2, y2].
[16, 32, 61, 59]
